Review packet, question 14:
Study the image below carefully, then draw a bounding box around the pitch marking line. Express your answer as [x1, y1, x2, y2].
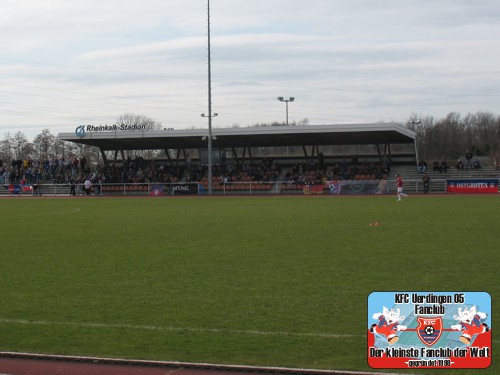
[30, 207, 81, 215]
[0, 318, 361, 339]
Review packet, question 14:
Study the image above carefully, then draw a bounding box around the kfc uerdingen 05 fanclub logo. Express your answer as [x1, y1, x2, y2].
[368, 292, 491, 369]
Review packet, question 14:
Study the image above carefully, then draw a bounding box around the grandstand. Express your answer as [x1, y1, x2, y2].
[2, 123, 499, 195]
[58, 123, 415, 170]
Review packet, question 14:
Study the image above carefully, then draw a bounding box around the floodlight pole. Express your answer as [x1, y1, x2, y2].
[411, 120, 422, 166]
[277, 96, 295, 126]
[206, 0, 214, 194]
[201, 110, 218, 194]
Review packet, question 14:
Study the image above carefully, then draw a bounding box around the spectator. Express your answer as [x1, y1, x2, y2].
[417, 160, 427, 173]
[465, 149, 473, 169]
[32, 180, 38, 196]
[456, 158, 465, 170]
[84, 178, 92, 196]
[440, 158, 448, 173]
[473, 159, 482, 169]
[94, 178, 102, 195]
[70, 178, 77, 196]
[2, 169, 10, 184]
[422, 174, 430, 194]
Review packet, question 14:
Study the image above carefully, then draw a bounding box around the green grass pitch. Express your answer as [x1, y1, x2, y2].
[0, 195, 498, 374]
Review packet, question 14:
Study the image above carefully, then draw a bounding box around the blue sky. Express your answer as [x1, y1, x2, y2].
[1, 0, 500, 140]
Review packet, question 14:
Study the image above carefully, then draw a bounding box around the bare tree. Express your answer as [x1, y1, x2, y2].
[249, 118, 309, 127]
[469, 112, 497, 156]
[12, 131, 33, 160]
[411, 111, 500, 162]
[116, 113, 162, 130]
[0, 132, 13, 163]
[115, 113, 163, 159]
[33, 129, 55, 159]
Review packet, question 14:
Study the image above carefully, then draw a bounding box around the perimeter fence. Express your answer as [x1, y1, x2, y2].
[1, 178, 498, 197]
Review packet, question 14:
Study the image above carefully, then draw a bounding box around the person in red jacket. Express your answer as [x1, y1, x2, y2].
[396, 173, 407, 201]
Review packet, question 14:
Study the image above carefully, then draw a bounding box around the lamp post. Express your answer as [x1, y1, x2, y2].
[202, 0, 217, 195]
[201, 112, 217, 194]
[277, 96, 295, 126]
[411, 120, 422, 165]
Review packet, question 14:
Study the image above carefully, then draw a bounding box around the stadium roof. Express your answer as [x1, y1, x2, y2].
[58, 123, 415, 151]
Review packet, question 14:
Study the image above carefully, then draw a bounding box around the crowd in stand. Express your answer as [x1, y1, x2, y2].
[98, 157, 184, 184]
[0, 155, 185, 187]
[1, 154, 393, 189]
[283, 158, 390, 184]
[414, 148, 492, 175]
[187, 155, 390, 187]
[419, 157, 483, 174]
[186, 156, 282, 184]
[3, 148, 499, 197]
[1, 158, 46, 185]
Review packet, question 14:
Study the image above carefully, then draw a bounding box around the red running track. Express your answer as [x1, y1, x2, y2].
[0, 353, 382, 375]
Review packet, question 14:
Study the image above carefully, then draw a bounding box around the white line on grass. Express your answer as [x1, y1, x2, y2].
[30, 207, 81, 215]
[3, 318, 496, 344]
[0, 318, 362, 339]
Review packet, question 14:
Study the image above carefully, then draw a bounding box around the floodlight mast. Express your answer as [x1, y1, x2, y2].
[410, 120, 422, 165]
[277, 96, 295, 126]
[201, 111, 218, 195]
[204, 0, 216, 194]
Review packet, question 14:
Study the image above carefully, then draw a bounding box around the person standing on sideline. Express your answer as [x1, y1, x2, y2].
[84, 178, 92, 196]
[69, 178, 77, 196]
[422, 173, 430, 194]
[396, 173, 407, 201]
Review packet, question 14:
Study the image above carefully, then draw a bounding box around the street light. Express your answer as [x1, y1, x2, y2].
[411, 120, 422, 166]
[201, 112, 218, 194]
[203, 0, 216, 195]
[277, 96, 295, 126]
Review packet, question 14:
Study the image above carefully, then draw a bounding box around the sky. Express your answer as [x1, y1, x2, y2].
[2, 0, 500, 140]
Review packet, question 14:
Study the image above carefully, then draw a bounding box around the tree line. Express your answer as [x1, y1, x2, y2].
[409, 111, 500, 162]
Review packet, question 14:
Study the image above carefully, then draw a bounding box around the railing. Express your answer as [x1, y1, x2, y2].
[1, 178, 498, 196]
[391, 178, 448, 194]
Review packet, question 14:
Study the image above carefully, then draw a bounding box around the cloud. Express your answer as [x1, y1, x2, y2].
[1, 0, 500, 140]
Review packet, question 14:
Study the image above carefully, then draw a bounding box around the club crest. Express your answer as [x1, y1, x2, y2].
[417, 316, 443, 346]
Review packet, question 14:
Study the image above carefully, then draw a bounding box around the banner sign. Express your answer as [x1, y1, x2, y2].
[149, 184, 165, 196]
[170, 183, 198, 195]
[303, 182, 324, 195]
[368, 291, 491, 369]
[447, 179, 498, 193]
[302, 180, 387, 195]
[2, 184, 32, 194]
[328, 180, 387, 195]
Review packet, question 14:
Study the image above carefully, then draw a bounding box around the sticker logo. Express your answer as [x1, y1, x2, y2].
[368, 292, 491, 369]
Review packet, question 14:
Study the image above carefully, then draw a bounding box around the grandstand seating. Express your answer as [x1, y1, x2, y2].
[388, 164, 500, 194]
[2, 158, 499, 196]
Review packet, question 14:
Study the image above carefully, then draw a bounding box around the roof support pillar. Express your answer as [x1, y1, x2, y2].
[99, 148, 109, 168]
